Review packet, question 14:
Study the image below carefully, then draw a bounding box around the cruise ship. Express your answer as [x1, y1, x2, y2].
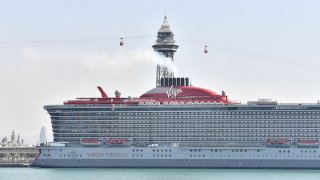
[32, 17, 320, 168]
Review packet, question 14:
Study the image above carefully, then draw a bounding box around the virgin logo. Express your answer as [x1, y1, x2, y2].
[166, 86, 183, 98]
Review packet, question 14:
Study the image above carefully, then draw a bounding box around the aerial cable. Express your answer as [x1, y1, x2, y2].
[0, 35, 155, 48]
[0, 37, 118, 45]
[175, 35, 320, 69]
[0, 37, 119, 48]
[2, 34, 319, 70]
[122, 35, 155, 39]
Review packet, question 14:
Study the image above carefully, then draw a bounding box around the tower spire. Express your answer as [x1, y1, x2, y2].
[164, 8, 167, 18]
[152, 16, 179, 87]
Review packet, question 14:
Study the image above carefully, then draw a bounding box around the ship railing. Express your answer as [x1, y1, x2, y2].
[138, 102, 226, 106]
[45, 104, 137, 109]
[179, 143, 265, 149]
[44, 101, 320, 108]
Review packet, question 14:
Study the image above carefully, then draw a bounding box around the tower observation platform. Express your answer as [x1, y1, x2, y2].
[152, 16, 179, 59]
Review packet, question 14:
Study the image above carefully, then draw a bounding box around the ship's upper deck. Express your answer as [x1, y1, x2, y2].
[64, 86, 237, 105]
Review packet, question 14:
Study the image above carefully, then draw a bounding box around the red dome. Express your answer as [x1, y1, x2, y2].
[140, 86, 220, 99]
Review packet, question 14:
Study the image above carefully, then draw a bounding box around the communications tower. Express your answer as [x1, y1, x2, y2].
[152, 16, 179, 87]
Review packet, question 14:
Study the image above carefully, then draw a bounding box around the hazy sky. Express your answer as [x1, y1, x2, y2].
[1, 0, 320, 141]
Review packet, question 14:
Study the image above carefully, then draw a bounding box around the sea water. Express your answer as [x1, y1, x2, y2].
[1, 168, 320, 180]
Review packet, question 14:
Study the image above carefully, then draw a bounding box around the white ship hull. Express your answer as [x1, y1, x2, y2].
[32, 146, 320, 168]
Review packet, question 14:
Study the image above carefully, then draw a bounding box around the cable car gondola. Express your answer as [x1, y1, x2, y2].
[204, 46, 208, 53]
[120, 37, 124, 46]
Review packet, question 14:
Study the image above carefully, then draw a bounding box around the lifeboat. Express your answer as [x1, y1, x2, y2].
[297, 139, 319, 148]
[266, 138, 276, 144]
[266, 138, 291, 148]
[80, 138, 102, 147]
[107, 138, 130, 147]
